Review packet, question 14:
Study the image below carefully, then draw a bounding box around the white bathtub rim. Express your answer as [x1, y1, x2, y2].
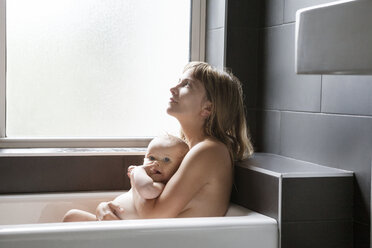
[0, 192, 278, 248]
[0, 191, 126, 202]
[0, 191, 277, 230]
[0, 214, 277, 235]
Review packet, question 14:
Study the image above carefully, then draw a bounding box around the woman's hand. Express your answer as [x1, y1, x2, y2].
[95, 201, 124, 221]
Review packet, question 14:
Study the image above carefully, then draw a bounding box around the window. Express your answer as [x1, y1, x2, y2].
[0, 0, 205, 147]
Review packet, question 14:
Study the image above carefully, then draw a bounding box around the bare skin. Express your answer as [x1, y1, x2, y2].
[130, 138, 232, 218]
[63, 136, 188, 222]
[74, 68, 234, 221]
[130, 69, 233, 219]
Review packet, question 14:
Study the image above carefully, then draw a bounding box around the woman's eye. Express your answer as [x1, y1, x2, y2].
[163, 157, 170, 162]
[149, 156, 156, 161]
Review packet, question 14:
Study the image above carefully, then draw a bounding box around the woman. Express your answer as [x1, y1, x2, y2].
[128, 61, 253, 218]
[98, 61, 253, 220]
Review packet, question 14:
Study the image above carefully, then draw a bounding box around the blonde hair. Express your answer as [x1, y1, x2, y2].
[182, 62, 254, 161]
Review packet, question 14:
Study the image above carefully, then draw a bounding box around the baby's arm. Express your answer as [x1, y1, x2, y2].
[130, 166, 165, 199]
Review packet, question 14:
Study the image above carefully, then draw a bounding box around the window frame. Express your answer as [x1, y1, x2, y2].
[0, 0, 205, 148]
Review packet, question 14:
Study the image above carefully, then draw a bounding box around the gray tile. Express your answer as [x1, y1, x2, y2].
[259, 24, 321, 111]
[282, 177, 353, 222]
[322, 75, 372, 116]
[241, 73, 258, 109]
[281, 220, 353, 248]
[256, 110, 281, 153]
[123, 155, 144, 169]
[206, 0, 226, 30]
[284, 0, 340, 23]
[231, 163, 279, 220]
[0, 156, 132, 193]
[354, 187, 371, 224]
[354, 221, 370, 248]
[205, 28, 225, 68]
[226, 27, 258, 108]
[262, 0, 284, 27]
[246, 110, 257, 151]
[280, 112, 372, 223]
[227, 0, 261, 28]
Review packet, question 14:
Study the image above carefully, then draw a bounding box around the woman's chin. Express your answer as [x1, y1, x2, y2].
[166, 107, 176, 116]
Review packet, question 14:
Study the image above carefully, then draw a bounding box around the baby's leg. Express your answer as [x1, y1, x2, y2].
[62, 209, 97, 222]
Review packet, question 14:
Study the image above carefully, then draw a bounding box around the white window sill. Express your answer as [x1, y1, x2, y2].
[0, 137, 151, 149]
[0, 147, 147, 157]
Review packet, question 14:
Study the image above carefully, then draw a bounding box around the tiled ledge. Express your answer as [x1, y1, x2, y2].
[242, 153, 353, 178]
[0, 148, 147, 157]
[232, 153, 354, 248]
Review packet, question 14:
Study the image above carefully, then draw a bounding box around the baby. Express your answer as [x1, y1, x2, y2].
[63, 134, 189, 222]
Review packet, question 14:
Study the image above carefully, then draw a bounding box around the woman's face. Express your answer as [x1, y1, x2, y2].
[167, 69, 209, 121]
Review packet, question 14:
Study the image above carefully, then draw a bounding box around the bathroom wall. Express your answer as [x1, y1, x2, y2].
[216, 0, 372, 247]
[205, 0, 226, 68]
[0, 155, 143, 193]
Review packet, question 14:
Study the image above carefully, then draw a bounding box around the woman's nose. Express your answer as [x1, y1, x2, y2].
[170, 86, 177, 96]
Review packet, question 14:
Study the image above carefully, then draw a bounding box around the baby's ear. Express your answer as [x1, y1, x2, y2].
[201, 101, 212, 118]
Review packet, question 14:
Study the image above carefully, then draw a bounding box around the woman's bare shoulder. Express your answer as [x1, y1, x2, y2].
[186, 138, 231, 168]
[197, 137, 229, 153]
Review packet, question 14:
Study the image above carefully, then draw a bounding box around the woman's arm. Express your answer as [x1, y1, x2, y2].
[130, 141, 231, 219]
[130, 166, 165, 199]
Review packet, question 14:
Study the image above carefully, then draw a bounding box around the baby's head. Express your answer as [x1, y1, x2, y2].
[144, 134, 189, 183]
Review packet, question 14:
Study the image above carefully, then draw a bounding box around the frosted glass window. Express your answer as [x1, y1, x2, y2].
[6, 0, 190, 137]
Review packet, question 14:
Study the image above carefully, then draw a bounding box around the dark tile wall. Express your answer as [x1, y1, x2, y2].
[223, 0, 372, 247]
[231, 163, 279, 220]
[260, 24, 321, 112]
[282, 177, 353, 222]
[225, 0, 260, 109]
[322, 75, 372, 116]
[232, 153, 354, 248]
[281, 221, 353, 248]
[280, 113, 372, 223]
[281, 176, 354, 248]
[0, 155, 144, 194]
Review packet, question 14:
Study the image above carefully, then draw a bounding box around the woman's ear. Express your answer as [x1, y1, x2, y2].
[201, 101, 212, 118]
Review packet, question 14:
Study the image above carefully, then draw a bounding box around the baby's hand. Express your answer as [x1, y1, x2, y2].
[143, 161, 159, 174]
[127, 165, 137, 178]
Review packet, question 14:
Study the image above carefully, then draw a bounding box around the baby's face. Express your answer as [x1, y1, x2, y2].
[144, 138, 187, 183]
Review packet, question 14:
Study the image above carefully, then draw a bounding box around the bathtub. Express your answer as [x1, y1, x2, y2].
[0, 191, 278, 248]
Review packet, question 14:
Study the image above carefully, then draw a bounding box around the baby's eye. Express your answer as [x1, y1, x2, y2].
[149, 156, 156, 161]
[163, 157, 170, 162]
